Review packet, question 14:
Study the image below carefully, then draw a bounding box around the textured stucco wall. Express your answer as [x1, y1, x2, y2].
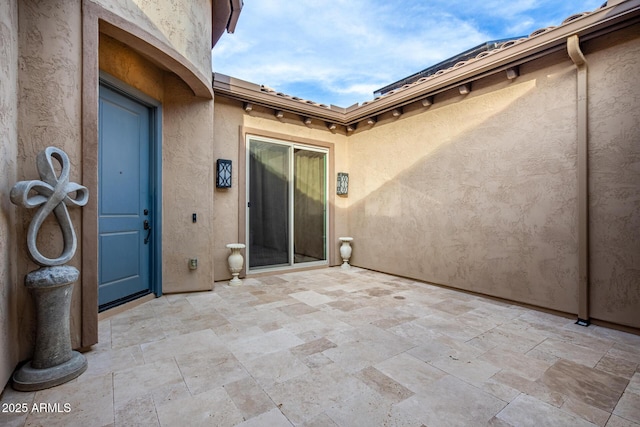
[90, 0, 212, 84]
[99, 34, 165, 102]
[211, 96, 242, 282]
[212, 96, 349, 282]
[347, 52, 580, 314]
[99, 33, 216, 294]
[16, 0, 83, 361]
[5, 0, 213, 376]
[0, 0, 19, 390]
[587, 25, 640, 328]
[162, 74, 215, 293]
[344, 28, 640, 329]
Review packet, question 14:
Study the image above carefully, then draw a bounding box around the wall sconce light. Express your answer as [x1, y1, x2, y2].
[337, 172, 349, 195]
[216, 159, 232, 188]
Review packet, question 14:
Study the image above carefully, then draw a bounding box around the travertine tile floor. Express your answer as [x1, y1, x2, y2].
[2, 267, 639, 426]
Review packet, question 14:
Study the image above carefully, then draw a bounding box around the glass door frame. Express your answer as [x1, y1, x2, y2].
[245, 134, 329, 273]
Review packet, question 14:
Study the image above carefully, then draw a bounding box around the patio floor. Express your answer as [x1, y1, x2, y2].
[1, 267, 639, 426]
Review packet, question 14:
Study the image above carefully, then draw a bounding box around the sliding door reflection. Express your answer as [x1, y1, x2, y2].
[248, 138, 327, 270]
[249, 141, 289, 268]
[294, 148, 326, 264]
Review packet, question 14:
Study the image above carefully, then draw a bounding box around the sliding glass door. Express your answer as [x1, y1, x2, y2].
[293, 148, 326, 263]
[248, 140, 290, 267]
[248, 137, 327, 270]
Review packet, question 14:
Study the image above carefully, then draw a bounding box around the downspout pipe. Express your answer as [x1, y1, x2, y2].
[567, 35, 590, 327]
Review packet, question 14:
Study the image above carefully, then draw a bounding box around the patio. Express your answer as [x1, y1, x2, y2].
[1, 267, 639, 427]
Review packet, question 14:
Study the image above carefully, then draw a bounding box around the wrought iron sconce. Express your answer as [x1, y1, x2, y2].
[337, 172, 349, 196]
[216, 159, 232, 188]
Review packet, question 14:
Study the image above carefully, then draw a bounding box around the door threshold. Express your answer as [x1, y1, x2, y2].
[98, 293, 156, 321]
[246, 263, 331, 278]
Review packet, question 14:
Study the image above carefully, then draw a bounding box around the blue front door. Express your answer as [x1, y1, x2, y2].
[98, 84, 152, 310]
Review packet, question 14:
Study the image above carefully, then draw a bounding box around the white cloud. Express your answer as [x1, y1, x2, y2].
[212, 0, 605, 107]
[333, 83, 383, 96]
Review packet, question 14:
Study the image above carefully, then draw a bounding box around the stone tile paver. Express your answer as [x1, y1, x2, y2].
[1, 266, 638, 427]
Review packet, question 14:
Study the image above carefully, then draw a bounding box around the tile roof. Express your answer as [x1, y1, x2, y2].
[245, 7, 600, 108]
[358, 10, 599, 107]
[259, 84, 332, 109]
[373, 37, 525, 97]
[213, 1, 638, 127]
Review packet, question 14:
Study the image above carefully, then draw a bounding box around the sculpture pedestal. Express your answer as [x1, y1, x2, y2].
[12, 266, 87, 391]
[339, 237, 353, 269]
[226, 243, 246, 286]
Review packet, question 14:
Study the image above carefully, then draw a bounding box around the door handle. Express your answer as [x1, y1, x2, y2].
[143, 220, 152, 244]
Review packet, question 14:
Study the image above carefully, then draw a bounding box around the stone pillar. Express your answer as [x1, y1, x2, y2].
[12, 266, 87, 390]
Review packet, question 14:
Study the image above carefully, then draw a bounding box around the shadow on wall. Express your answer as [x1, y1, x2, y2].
[347, 73, 585, 316]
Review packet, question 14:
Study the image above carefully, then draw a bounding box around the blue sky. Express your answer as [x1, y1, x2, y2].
[212, 0, 605, 107]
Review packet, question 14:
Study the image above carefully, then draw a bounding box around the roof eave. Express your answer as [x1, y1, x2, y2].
[345, 0, 640, 124]
[212, 0, 243, 48]
[213, 0, 640, 126]
[227, 0, 243, 34]
[213, 73, 347, 123]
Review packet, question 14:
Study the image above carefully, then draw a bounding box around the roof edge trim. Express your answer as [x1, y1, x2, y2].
[213, 0, 640, 125]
